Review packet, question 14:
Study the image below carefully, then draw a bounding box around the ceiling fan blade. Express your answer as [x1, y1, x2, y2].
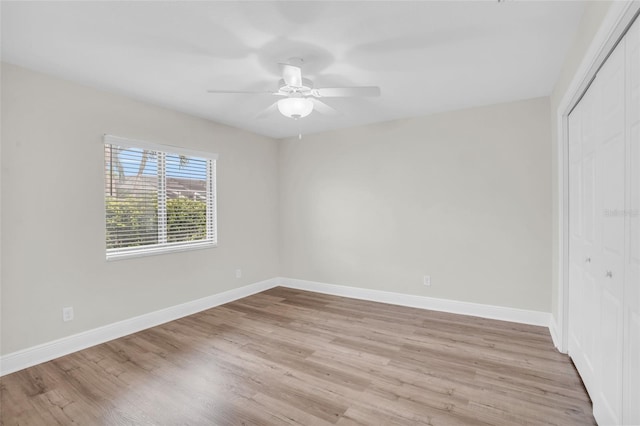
[255, 102, 279, 119]
[207, 89, 277, 95]
[313, 86, 381, 98]
[280, 63, 303, 88]
[311, 98, 339, 116]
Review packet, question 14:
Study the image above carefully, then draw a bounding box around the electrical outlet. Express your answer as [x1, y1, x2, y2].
[423, 275, 431, 286]
[62, 307, 74, 322]
[235, 269, 242, 279]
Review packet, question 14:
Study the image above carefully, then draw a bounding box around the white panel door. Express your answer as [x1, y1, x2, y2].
[581, 92, 601, 391]
[571, 75, 604, 396]
[624, 16, 640, 426]
[594, 38, 626, 426]
[568, 15, 639, 425]
[568, 102, 584, 368]
[568, 71, 604, 400]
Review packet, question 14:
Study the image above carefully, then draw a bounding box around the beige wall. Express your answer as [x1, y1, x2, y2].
[0, 63, 280, 355]
[549, 2, 612, 324]
[4, 9, 607, 354]
[279, 97, 551, 312]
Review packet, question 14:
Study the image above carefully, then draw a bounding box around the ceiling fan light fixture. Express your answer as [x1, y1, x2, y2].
[277, 97, 313, 119]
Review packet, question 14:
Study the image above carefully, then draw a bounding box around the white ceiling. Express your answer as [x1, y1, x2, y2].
[1, 1, 585, 139]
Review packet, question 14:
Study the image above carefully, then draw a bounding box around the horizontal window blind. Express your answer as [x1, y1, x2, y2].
[104, 135, 217, 259]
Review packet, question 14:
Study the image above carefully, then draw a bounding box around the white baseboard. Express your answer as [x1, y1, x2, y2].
[0, 278, 278, 377]
[278, 277, 552, 327]
[548, 317, 565, 353]
[1, 276, 556, 377]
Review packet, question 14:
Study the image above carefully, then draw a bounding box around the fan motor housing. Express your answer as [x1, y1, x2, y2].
[278, 78, 314, 95]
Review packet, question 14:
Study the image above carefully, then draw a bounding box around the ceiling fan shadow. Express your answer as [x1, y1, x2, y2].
[274, 1, 329, 25]
[347, 28, 491, 71]
[87, 2, 255, 61]
[129, 25, 251, 61]
[255, 37, 335, 78]
[237, 1, 330, 30]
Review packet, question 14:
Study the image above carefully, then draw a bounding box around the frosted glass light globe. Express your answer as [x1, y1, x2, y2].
[277, 97, 313, 119]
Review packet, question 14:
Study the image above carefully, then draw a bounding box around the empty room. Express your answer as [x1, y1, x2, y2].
[1, 1, 639, 425]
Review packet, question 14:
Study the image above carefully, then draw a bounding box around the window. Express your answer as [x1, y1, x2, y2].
[104, 135, 217, 260]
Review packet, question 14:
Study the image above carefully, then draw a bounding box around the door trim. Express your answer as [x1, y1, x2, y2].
[556, 1, 640, 354]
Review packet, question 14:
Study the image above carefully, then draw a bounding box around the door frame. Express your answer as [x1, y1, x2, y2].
[556, 1, 640, 354]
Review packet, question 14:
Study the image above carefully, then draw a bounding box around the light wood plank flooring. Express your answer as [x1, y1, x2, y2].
[1, 287, 595, 425]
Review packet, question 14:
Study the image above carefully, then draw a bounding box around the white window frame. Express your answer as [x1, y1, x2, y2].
[104, 134, 218, 261]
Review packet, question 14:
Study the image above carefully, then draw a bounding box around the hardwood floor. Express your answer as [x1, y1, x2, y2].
[1, 287, 595, 425]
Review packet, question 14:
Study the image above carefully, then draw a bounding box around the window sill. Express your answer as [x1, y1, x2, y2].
[106, 241, 217, 261]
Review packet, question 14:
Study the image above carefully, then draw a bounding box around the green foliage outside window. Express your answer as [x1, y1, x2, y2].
[106, 196, 206, 249]
[166, 198, 207, 242]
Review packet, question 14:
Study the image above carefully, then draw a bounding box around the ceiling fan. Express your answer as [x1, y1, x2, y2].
[207, 58, 381, 120]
